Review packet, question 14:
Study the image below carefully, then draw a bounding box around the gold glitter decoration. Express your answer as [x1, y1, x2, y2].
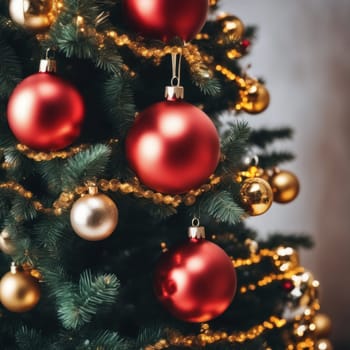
[239, 267, 305, 294]
[15, 139, 119, 162]
[105, 30, 213, 73]
[144, 316, 287, 349]
[0, 174, 222, 218]
[216, 64, 247, 89]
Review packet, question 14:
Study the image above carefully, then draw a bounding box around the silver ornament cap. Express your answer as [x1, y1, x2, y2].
[165, 86, 184, 101]
[188, 218, 206, 239]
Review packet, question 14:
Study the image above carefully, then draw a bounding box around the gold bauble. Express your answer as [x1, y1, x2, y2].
[70, 193, 119, 241]
[239, 81, 270, 114]
[316, 339, 333, 350]
[218, 14, 245, 41]
[9, 0, 56, 32]
[313, 313, 332, 338]
[240, 177, 273, 216]
[269, 169, 300, 203]
[0, 230, 17, 255]
[0, 264, 40, 312]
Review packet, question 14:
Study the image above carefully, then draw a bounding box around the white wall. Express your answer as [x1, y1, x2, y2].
[221, 0, 350, 345]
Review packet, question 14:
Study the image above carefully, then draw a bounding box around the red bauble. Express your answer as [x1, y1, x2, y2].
[154, 238, 237, 322]
[7, 72, 84, 151]
[125, 100, 220, 194]
[123, 0, 209, 42]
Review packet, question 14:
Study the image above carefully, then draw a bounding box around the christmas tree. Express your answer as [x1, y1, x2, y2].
[0, 0, 333, 349]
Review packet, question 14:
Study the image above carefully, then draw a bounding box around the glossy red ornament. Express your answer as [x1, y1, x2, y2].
[123, 0, 209, 42]
[7, 72, 84, 151]
[125, 100, 220, 194]
[154, 238, 237, 322]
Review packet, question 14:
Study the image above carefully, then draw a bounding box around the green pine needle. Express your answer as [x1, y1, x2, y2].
[63, 144, 112, 190]
[201, 191, 245, 225]
[15, 326, 48, 350]
[249, 127, 293, 149]
[57, 271, 120, 330]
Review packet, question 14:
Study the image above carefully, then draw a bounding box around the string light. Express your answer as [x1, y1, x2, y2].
[144, 316, 287, 349]
[239, 267, 304, 294]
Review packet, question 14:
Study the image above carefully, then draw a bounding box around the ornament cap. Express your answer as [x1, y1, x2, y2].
[188, 218, 206, 239]
[39, 58, 57, 73]
[10, 262, 17, 274]
[165, 86, 184, 101]
[39, 49, 57, 73]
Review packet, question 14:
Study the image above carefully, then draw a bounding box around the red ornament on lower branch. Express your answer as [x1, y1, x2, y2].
[7, 56, 85, 151]
[154, 222, 237, 322]
[126, 98, 220, 194]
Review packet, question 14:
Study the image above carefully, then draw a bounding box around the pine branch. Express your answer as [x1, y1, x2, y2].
[260, 233, 314, 249]
[34, 215, 71, 250]
[136, 327, 164, 349]
[221, 121, 251, 172]
[192, 74, 221, 96]
[62, 144, 112, 190]
[103, 73, 136, 135]
[56, 271, 120, 330]
[76, 330, 129, 350]
[15, 326, 48, 350]
[199, 191, 244, 225]
[258, 151, 295, 168]
[0, 39, 22, 98]
[249, 127, 293, 149]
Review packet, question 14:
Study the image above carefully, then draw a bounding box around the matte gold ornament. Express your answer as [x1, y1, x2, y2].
[313, 313, 332, 338]
[269, 169, 300, 203]
[0, 230, 17, 255]
[239, 79, 270, 114]
[316, 339, 333, 350]
[70, 189, 119, 241]
[9, 0, 56, 32]
[0, 263, 40, 312]
[217, 14, 245, 41]
[240, 177, 273, 216]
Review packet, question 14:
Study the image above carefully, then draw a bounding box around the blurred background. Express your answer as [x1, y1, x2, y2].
[221, 0, 350, 348]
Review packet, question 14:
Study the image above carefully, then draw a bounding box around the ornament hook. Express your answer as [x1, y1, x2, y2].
[188, 217, 205, 239]
[165, 52, 184, 100]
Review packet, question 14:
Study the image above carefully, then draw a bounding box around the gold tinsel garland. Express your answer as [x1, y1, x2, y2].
[0, 165, 268, 215]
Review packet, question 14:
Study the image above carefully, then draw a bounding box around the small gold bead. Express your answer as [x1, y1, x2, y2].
[163, 195, 174, 205]
[98, 179, 109, 191]
[119, 183, 133, 193]
[143, 190, 154, 199]
[109, 179, 120, 191]
[184, 195, 196, 206]
[152, 193, 163, 204]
